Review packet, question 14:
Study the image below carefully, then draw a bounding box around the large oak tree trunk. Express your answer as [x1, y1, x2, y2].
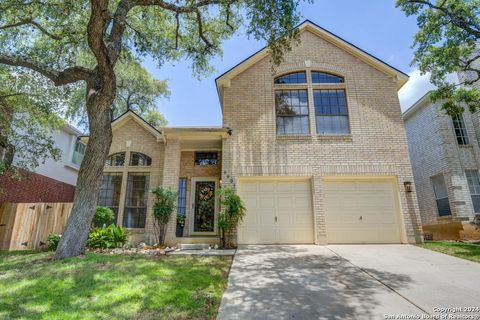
[54, 94, 113, 259]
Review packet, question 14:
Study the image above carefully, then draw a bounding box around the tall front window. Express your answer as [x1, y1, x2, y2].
[432, 174, 451, 217]
[466, 170, 480, 213]
[72, 140, 85, 166]
[452, 114, 469, 145]
[275, 89, 309, 135]
[274, 70, 349, 136]
[123, 173, 149, 228]
[314, 89, 349, 134]
[177, 178, 187, 215]
[98, 173, 123, 223]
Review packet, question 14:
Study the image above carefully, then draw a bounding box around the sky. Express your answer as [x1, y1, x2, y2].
[143, 0, 436, 127]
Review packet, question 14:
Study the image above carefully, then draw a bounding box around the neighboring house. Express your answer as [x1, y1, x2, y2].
[403, 92, 480, 240]
[93, 20, 423, 246]
[0, 124, 85, 203]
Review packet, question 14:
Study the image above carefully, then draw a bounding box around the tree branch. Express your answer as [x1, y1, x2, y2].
[195, 9, 214, 51]
[0, 55, 92, 86]
[0, 18, 62, 40]
[406, 0, 480, 38]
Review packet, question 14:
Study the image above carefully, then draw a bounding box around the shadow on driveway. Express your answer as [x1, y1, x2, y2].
[217, 245, 422, 320]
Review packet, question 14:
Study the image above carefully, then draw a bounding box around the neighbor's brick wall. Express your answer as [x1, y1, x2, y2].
[0, 171, 75, 203]
[179, 151, 222, 236]
[405, 98, 480, 226]
[104, 119, 165, 245]
[221, 30, 423, 244]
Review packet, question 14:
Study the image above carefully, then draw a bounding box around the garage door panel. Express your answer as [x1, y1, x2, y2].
[324, 180, 401, 244]
[238, 179, 314, 244]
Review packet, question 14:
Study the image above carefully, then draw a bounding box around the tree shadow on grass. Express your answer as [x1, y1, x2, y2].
[0, 252, 231, 320]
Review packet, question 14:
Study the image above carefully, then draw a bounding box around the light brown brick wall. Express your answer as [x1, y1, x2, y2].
[104, 119, 165, 245]
[221, 30, 423, 244]
[179, 151, 222, 236]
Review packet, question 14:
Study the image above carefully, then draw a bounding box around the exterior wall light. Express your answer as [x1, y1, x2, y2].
[404, 181, 413, 193]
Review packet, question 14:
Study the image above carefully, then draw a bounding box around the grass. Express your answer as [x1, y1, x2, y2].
[418, 241, 480, 263]
[0, 250, 232, 320]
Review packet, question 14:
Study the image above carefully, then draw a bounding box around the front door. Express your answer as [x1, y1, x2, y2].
[192, 179, 217, 234]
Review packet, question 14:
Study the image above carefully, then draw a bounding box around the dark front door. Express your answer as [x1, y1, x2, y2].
[193, 181, 216, 233]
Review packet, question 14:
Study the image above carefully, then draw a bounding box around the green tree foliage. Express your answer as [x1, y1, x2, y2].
[0, 66, 64, 175]
[217, 187, 246, 248]
[151, 186, 177, 245]
[397, 0, 480, 115]
[0, 0, 305, 259]
[66, 59, 169, 128]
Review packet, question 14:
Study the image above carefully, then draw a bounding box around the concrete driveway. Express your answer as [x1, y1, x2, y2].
[217, 245, 480, 320]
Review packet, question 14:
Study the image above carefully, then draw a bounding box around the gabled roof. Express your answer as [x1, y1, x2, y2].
[402, 91, 433, 121]
[111, 109, 164, 142]
[215, 20, 409, 106]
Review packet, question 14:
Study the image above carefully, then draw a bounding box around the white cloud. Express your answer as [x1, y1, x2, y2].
[398, 69, 459, 112]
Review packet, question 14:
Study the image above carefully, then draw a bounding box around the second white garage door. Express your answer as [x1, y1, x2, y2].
[237, 179, 314, 244]
[324, 179, 402, 244]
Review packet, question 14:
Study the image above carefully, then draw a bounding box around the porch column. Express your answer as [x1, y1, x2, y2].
[162, 139, 181, 245]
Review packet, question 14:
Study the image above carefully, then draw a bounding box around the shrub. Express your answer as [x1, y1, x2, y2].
[92, 206, 115, 228]
[217, 187, 246, 248]
[176, 214, 186, 227]
[46, 233, 61, 251]
[86, 225, 128, 249]
[151, 187, 177, 244]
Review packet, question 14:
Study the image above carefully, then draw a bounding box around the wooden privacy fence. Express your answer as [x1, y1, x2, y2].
[0, 203, 73, 251]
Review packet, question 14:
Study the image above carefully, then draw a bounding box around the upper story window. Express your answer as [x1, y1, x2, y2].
[105, 152, 125, 166]
[72, 139, 85, 166]
[130, 152, 152, 166]
[274, 70, 349, 136]
[311, 72, 344, 84]
[195, 152, 218, 166]
[275, 89, 309, 135]
[452, 114, 469, 145]
[314, 89, 349, 134]
[274, 72, 307, 84]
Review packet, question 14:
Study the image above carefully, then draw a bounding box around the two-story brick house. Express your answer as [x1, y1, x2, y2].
[95, 20, 423, 246]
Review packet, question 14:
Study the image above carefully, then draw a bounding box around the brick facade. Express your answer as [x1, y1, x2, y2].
[0, 171, 75, 203]
[220, 30, 423, 244]
[404, 94, 480, 228]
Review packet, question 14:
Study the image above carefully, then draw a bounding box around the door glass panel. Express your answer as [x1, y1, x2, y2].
[194, 181, 215, 232]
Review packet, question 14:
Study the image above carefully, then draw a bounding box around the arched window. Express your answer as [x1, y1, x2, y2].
[130, 152, 152, 166]
[274, 72, 307, 84]
[105, 152, 125, 166]
[311, 71, 344, 84]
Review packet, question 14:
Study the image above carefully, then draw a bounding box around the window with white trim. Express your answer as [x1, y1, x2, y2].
[72, 139, 85, 166]
[431, 174, 451, 217]
[465, 170, 480, 213]
[452, 114, 469, 145]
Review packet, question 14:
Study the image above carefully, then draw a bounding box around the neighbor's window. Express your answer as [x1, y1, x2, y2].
[72, 139, 86, 166]
[105, 152, 125, 166]
[195, 152, 218, 166]
[177, 178, 187, 215]
[98, 172, 123, 223]
[452, 114, 469, 145]
[123, 173, 149, 228]
[275, 89, 310, 135]
[274, 72, 307, 84]
[314, 89, 349, 134]
[129, 152, 152, 166]
[431, 174, 451, 217]
[466, 170, 480, 213]
[311, 72, 344, 84]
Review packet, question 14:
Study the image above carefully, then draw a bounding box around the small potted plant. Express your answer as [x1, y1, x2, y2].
[176, 214, 186, 237]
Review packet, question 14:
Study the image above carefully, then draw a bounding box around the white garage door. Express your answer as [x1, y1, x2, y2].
[324, 179, 402, 244]
[238, 179, 314, 244]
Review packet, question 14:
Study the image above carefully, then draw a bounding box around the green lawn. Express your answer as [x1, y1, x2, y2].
[0, 251, 232, 320]
[418, 241, 480, 263]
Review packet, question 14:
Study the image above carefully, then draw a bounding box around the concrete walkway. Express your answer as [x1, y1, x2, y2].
[217, 245, 480, 320]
